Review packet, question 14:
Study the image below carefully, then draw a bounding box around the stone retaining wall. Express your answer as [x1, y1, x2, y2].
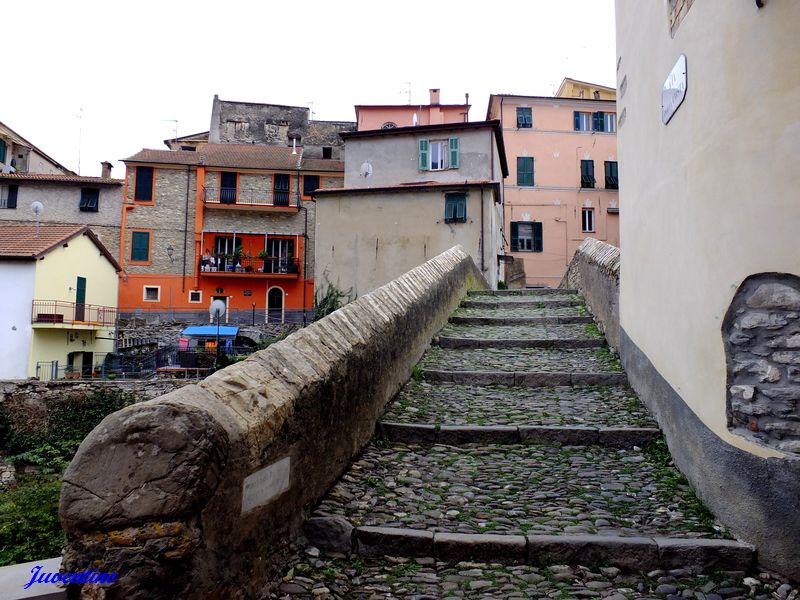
[0, 379, 190, 407]
[560, 238, 620, 352]
[59, 246, 487, 599]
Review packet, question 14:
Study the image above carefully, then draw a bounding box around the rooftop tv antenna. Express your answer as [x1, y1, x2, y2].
[31, 201, 44, 237]
[76, 107, 83, 174]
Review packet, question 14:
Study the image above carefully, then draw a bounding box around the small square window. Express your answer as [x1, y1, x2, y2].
[79, 188, 99, 212]
[322, 147, 333, 159]
[143, 286, 160, 302]
[444, 193, 467, 223]
[189, 290, 202, 303]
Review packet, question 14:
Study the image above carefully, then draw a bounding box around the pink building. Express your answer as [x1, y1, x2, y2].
[355, 89, 470, 131]
[487, 90, 618, 286]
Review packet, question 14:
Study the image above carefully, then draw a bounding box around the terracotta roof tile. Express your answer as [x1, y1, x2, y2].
[124, 144, 344, 172]
[0, 173, 122, 185]
[0, 224, 120, 270]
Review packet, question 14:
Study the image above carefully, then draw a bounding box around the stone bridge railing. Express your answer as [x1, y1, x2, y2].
[59, 246, 487, 599]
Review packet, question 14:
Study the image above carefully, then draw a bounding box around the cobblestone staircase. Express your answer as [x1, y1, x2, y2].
[272, 290, 795, 599]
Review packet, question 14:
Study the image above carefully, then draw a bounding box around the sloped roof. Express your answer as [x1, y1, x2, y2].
[0, 120, 75, 175]
[0, 224, 121, 270]
[0, 173, 122, 185]
[125, 144, 344, 172]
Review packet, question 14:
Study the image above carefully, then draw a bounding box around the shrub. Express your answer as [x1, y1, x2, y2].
[314, 284, 352, 322]
[0, 474, 64, 566]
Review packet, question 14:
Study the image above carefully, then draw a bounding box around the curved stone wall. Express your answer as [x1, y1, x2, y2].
[723, 273, 800, 454]
[58, 246, 486, 599]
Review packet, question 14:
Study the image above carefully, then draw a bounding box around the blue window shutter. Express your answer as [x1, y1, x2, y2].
[456, 195, 466, 220]
[419, 139, 429, 170]
[7, 185, 17, 209]
[510, 222, 519, 252]
[533, 222, 543, 252]
[574, 112, 580, 131]
[449, 138, 459, 169]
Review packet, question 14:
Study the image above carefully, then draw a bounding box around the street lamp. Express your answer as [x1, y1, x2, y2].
[210, 299, 226, 370]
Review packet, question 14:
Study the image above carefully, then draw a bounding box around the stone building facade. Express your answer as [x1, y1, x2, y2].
[119, 144, 343, 324]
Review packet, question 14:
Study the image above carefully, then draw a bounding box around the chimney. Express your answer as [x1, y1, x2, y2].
[429, 88, 440, 105]
[101, 161, 113, 178]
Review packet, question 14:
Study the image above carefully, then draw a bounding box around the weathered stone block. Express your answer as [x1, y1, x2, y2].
[654, 538, 754, 571]
[773, 351, 800, 365]
[527, 534, 659, 570]
[729, 385, 755, 400]
[355, 526, 434, 558]
[746, 283, 800, 311]
[304, 516, 353, 554]
[379, 422, 438, 444]
[514, 372, 572, 386]
[519, 426, 598, 445]
[437, 425, 519, 444]
[739, 313, 788, 330]
[598, 427, 660, 448]
[434, 533, 526, 562]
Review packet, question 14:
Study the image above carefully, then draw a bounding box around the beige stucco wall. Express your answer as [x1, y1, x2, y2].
[616, 0, 800, 457]
[315, 187, 500, 296]
[28, 232, 119, 375]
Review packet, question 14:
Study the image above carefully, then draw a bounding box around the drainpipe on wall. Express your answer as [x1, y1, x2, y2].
[480, 186, 485, 274]
[297, 167, 308, 327]
[182, 165, 190, 292]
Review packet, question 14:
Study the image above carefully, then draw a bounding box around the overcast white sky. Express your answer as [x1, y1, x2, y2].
[3, 0, 616, 177]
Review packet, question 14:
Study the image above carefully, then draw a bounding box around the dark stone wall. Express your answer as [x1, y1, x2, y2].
[59, 246, 486, 599]
[723, 273, 800, 454]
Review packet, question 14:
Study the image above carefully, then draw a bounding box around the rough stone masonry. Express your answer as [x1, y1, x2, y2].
[724, 273, 800, 454]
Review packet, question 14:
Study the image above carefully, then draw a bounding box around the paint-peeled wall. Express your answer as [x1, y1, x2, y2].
[616, 0, 800, 456]
[0, 262, 35, 379]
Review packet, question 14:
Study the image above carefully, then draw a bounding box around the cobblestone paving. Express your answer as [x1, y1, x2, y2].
[465, 293, 582, 303]
[314, 442, 726, 539]
[439, 323, 603, 341]
[383, 383, 656, 427]
[274, 554, 797, 600]
[421, 347, 623, 373]
[453, 306, 588, 319]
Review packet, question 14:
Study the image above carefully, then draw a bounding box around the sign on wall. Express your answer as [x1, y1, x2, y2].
[662, 54, 687, 125]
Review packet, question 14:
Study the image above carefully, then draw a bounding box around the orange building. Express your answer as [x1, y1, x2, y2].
[355, 88, 469, 131]
[118, 144, 342, 324]
[488, 81, 618, 286]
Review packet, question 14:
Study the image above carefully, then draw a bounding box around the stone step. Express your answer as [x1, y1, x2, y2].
[280, 552, 781, 599]
[378, 422, 660, 447]
[419, 347, 625, 376]
[462, 298, 583, 309]
[468, 288, 577, 296]
[313, 442, 729, 541]
[422, 370, 628, 386]
[450, 315, 594, 326]
[384, 382, 657, 429]
[438, 337, 605, 349]
[438, 323, 604, 349]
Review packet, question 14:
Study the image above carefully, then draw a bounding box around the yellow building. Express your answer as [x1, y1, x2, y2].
[0, 224, 120, 379]
[555, 77, 616, 101]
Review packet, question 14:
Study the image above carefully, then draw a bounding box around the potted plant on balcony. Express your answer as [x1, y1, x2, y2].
[257, 250, 269, 273]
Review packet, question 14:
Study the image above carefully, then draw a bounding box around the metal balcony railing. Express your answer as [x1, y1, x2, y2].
[32, 300, 117, 326]
[199, 254, 300, 276]
[203, 186, 297, 208]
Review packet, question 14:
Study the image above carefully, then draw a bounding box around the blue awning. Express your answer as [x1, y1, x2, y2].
[181, 325, 240, 338]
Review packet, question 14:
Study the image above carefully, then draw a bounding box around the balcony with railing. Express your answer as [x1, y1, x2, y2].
[199, 254, 300, 278]
[203, 186, 298, 210]
[31, 300, 117, 328]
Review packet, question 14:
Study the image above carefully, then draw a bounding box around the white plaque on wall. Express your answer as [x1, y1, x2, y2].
[241, 456, 291, 515]
[662, 54, 687, 125]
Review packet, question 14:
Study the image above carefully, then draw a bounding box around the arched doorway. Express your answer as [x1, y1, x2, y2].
[267, 287, 285, 323]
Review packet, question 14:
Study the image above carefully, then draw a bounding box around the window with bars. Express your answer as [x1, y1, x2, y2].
[516, 107, 532, 128]
[517, 157, 534, 187]
[510, 221, 543, 252]
[581, 160, 596, 188]
[605, 161, 619, 190]
[444, 193, 467, 223]
[79, 188, 99, 212]
[220, 172, 237, 204]
[273, 174, 291, 206]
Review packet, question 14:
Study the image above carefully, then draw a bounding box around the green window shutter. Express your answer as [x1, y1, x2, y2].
[533, 222, 543, 252]
[0, 140, 6, 164]
[134, 166, 154, 201]
[449, 138, 459, 169]
[418, 139, 429, 170]
[517, 157, 534, 186]
[131, 231, 150, 262]
[510, 222, 519, 252]
[455, 195, 466, 220]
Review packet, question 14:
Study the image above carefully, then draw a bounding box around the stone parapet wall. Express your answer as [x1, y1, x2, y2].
[560, 238, 620, 352]
[0, 378, 190, 406]
[59, 246, 487, 599]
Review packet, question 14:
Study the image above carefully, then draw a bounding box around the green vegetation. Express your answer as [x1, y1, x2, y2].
[593, 346, 623, 371]
[313, 284, 352, 322]
[497, 281, 507, 290]
[584, 321, 603, 338]
[0, 388, 138, 566]
[411, 364, 424, 382]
